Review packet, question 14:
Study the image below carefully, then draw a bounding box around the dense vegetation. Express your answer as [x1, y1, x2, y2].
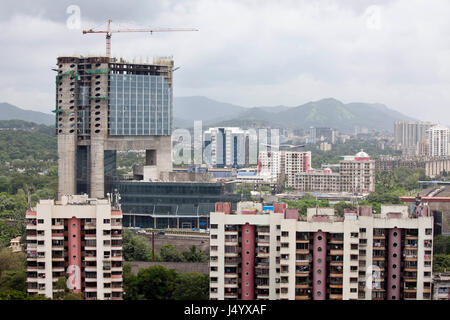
[123, 264, 209, 300]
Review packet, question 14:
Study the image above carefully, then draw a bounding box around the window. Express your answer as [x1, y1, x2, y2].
[351, 232, 358, 238]
[211, 234, 217, 239]
[359, 228, 366, 233]
[211, 246, 218, 251]
[276, 225, 281, 230]
[351, 244, 358, 250]
[425, 228, 432, 235]
[210, 224, 218, 229]
[38, 219, 44, 224]
[281, 231, 289, 237]
[103, 219, 110, 224]
[211, 266, 218, 272]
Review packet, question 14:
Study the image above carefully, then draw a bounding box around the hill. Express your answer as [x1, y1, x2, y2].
[174, 96, 416, 133]
[0, 103, 54, 125]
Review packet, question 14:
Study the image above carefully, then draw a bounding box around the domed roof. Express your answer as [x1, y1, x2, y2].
[355, 149, 369, 158]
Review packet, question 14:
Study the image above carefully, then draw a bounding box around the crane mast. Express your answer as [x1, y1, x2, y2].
[82, 19, 198, 58]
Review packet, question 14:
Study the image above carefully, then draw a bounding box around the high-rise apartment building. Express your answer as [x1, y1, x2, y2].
[204, 127, 248, 168]
[258, 151, 311, 186]
[307, 127, 338, 144]
[339, 151, 375, 193]
[427, 125, 450, 157]
[210, 201, 434, 300]
[26, 195, 123, 300]
[56, 56, 174, 200]
[394, 121, 434, 155]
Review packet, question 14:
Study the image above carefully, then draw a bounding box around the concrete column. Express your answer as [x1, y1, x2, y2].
[67, 218, 82, 293]
[241, 223, 255, 300]
[58, 134, 77, 199]
[387, 228, 401, 300]
[312, 231, 327, 300]
[90, 137, 105, 199]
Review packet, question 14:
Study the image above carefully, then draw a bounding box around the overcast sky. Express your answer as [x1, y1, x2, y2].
[1, 0, 449, 123]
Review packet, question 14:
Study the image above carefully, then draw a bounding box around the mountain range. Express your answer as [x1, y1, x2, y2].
[0, 102, 54, 125]
[174, 96, 416, 133]
[0, 97, 416, 133]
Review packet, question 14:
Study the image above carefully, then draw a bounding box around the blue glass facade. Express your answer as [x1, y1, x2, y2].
[109, 74, 172, 136]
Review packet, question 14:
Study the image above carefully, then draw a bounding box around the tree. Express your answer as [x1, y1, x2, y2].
[123, 229, 152, 261]
[434, 235, 450, 255]
[136, 265, 178, 300]
[173, 272, 209, 300]
[52, 277, 83, 300]
[333, 201, 356, 217]
[0, 249, 25, 278]
[0, 270, 26, 293]
[123, 264, 141, 300]
[434, 254, 450, 273]
[160, 244, 185, 262]
[182, 246, 207, 263]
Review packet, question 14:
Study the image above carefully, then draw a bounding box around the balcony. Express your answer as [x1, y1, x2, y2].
[224, 273, 239, 278]
[372, 256, 385, 261]
[52, 267, 65, 272]
[296, 249, 309, 255]
[84, 255, 97, 261]
[404, 256, 417, 261]
[329, 294, 343, 300]
[296, 260, 310, 266]
[405, 234, 418, 240]
[330, 250, 344, 256]
[85, 277, 97, 282]
[295, 295, 310, 300]
[295, 283, 310, 289]
[84, 266, 97, 272]
[330, 260, 344, 267]
[225, 282, 239, 289]
[330, 273, 343, 278]
[51, 256, 64, 262]
[224, 293, 239, 299]
[51, 223, 64, 230]
[256, 251, 269, 258]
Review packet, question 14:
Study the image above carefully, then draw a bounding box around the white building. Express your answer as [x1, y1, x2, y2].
[427, 125, 449, 157]
[204, 127, 248, 168]
[258, 151, 311, 187]
[25, 195, 123, 300]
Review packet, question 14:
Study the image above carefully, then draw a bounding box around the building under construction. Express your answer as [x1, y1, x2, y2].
[56, 55, 174, 199]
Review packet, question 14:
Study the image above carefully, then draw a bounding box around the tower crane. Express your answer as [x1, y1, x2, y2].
[82, 19, 198, 58]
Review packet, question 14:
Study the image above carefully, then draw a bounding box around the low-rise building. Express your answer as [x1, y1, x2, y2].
[432, 273, 450, 300]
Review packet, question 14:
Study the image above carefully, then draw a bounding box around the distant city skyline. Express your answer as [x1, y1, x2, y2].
[1, 0, 450, 124]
